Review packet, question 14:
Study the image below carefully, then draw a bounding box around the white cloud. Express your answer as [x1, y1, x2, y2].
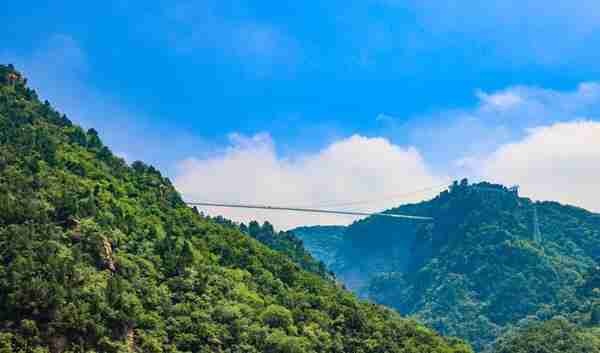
[381, 82, 600, 178]
[372, 83, 600, 214]
[174, 134, 442, 230]
[190, 83, 600, 227]
[6, 34, 600, 229]
[476, 90, 523, 111]
[480, 121, 600, 212]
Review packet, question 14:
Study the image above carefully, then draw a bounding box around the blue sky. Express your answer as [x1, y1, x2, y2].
[3, 1, 600, 228]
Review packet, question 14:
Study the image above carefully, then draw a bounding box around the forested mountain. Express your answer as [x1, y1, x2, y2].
[0, 64, 473, 353]
[289, 226, 345, 270]
[330, 179, 600, 351]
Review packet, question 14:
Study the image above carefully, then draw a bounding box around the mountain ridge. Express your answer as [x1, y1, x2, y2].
[323, 179, 600, 350]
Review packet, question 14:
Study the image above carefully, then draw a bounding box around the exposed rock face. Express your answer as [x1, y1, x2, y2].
[126, 327, 134, 352]
[49, 335, 67, 353]
[101, 237, 116, 272]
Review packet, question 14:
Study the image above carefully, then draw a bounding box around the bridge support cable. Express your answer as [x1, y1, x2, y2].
[185, 202, 434, 221]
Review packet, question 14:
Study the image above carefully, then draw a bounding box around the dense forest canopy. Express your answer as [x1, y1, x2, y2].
[0, 64, 473, 353]
[206, 215, 332, 279]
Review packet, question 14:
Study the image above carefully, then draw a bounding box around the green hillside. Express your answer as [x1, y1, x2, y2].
[203, 216, 332, 280]
[0, 64, 472, 353]
[333, 179, 600, 350]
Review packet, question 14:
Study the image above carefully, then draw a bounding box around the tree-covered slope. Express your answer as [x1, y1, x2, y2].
[203, 215, 331, 280]
[0, 64, 472, 353]
[333, 179, 600, 350]
[289, 226, 345, 270]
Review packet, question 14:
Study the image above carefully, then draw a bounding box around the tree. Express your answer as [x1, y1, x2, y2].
[86, 128, 103, 149]
[260, 305, 293, 329]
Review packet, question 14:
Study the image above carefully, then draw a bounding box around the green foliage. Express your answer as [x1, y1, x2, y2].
[332, 179, 600, 350]
[260, 305, 293, 329]
[201, 216, 332, 280]
[0, 64, 472, 353]
[244, 221, 332, 279]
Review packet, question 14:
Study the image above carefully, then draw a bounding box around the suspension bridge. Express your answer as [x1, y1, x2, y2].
[184, 183, 450, 221]
[185, 202, 434, 220]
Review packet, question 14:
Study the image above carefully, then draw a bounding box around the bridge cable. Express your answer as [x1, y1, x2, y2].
[185, 202, 434, 221]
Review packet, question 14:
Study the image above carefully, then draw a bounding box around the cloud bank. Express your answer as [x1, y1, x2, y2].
[175, 134, 442, 229]
[177, 82, 600, 229]
[481, 121, 600, 212]
[5, 35, 600, 230]
[391, 82, 600, 175]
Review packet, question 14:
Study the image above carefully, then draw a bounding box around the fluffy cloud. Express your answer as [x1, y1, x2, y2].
[390, 82, 600, 176]
[174, 134, 442, 229]
[480, 121, 600, 212]
[476, 90, 523, 110]
[176, 82, 600, 229]
[377, 82, 600, 212]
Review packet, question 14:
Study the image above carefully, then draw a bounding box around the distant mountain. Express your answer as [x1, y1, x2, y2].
[329, 179, 600, 350]
[0, 64, 472, 353]
[289, 226, 345, 269]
